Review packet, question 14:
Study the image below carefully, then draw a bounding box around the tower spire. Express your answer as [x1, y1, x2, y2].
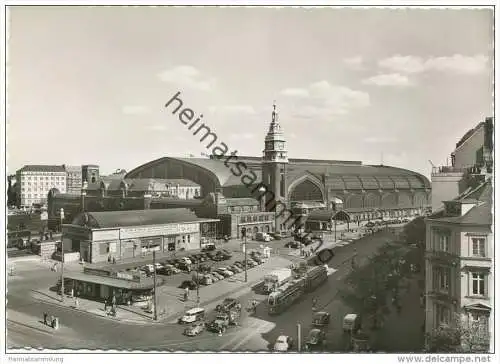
[272, 100, 277, 123]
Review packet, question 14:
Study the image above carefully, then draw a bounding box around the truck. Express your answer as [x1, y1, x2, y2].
[206, 310, 240, 332]
[267, 265, 328, 315]
[263, 268, 292, 294]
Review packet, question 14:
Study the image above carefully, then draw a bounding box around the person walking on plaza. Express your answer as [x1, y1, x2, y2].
[43, 312, 48, 326]
[184, 287, 189, 302]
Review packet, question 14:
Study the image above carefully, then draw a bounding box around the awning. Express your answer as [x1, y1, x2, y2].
[65, 271, 156, 290]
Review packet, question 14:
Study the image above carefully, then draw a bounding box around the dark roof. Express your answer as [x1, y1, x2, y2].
[18, 165, 66, 173]
[430, 180, 492, 225]
[126, 156, 430, 190]
[65, 271, 157, 290]
[72, 208, 217, 229]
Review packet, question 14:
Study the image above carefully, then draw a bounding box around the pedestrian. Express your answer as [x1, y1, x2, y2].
[112, 257, 116, 264]
[184, 287, 189, 302]
[43, 312, 48, 326]
[49, 315, 54, 329]
[75, 297, 79, 309]
[104, 299, 108, 313]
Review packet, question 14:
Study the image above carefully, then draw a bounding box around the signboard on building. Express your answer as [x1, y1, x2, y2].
[92, 229, 120, 242]
[120, 223, 198, 240]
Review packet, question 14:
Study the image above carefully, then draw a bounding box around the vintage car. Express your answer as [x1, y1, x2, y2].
[312, 311, 331, 327]
[183, 321, 205, 337]
[304, 328, 326, 351]
[273, 335, 294, 352]
[216, 298, 242, 313]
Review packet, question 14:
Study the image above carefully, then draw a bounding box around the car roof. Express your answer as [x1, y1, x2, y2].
[185, 307, 205, 314]
[277, 335, 288, 340]
[314, 311, 328, 316]
[309, 328, 321, 334]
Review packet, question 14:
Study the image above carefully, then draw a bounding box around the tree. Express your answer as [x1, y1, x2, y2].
[426, 314, 490, 353]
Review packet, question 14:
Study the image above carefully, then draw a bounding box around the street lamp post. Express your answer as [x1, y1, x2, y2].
[242, 227, 248, 283]
[297, 322, 302, 352]
[153, 250, 158, 321]
[258, 186, 266, 212]
[60, 208, 65, 303]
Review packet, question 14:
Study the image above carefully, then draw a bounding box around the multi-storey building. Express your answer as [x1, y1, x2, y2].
[431, 117, 493, 212]
[424, 179, 492, 352]
[64, 165, 82, 194]
[16, 165, 67, 207]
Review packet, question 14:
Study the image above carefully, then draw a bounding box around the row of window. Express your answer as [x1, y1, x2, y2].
[240, 214, 272, 223]
[22, 191, 65, 198]
[21, 171, 66, 176]
[432, 267, 487, 297]
[21, 175, 65, 181]
[436, 305, 489, 335]
[434, 233, 487, 258]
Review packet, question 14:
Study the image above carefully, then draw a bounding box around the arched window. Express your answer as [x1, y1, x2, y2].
[290, 179, 323, 202]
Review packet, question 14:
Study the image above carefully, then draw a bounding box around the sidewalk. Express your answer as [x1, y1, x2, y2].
[31, 255, 293, 325]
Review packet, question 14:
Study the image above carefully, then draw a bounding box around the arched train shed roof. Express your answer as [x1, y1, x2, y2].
[126, 157, 430, 191]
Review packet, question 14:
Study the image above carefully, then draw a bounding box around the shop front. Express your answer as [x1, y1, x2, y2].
[63, 209, 219, 263]
[66, 269, 157, 305]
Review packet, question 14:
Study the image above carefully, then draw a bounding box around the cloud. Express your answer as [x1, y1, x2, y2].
[379, 54, 488, 75]
[209, 105, 257, 115]
[158, 65, 216, 91]
[122, 105, 150, 115]
[280, 80, 370, 118]
[229, 133, 255, 140]
[343, 56, 364, 70]
[362, 73, 412, 87]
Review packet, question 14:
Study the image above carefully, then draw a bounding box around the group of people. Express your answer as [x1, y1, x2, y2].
[43, 312, 58, 329]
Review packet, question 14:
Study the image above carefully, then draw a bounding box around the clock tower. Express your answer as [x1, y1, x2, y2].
[262, 103, 288, 231]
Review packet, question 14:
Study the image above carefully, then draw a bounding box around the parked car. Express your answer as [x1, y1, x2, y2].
[212, 254, 225, 262]
[255, 232, 271, 242]
[228, 265, 242, 273]
[365, 221, 375, 228]
[217, 252, 231, 260]
[312, 311, 331, 327]
[215, 267, 233, 278]
[197, 264, 212, 273]
[220, 249, 233, 258]
[211, 272, 224, 280]
[180, 257, 193, 265]
[179, 280, 197, 290]
[273, 335, 294, 352]
[178, 262, 192, 272]
[234, 261, 244, 269]
[216, 298, 242, 313]
[142, 264, 155, 274]
[184, 321, 205, 336]
[245, 260, 257, 268]
[269, 232, 282, 240]
[189, 255, 199, 264]
[304, 328, 326, 351]
[201, 242, 216, 252]
[250, 256, 263, 265]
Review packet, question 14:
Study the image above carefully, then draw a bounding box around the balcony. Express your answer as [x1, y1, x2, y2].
[425, 250, 460, 266]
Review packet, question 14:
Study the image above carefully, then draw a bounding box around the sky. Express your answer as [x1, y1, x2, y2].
[7, 6, 494, 178]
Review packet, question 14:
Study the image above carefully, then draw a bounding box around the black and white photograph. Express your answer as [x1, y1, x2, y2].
[1, 1, 496, 361]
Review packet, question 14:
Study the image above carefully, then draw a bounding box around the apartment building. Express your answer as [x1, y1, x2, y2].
[64, 165, 82, 194]
[16, 165, 67, 207]
[425, 178, 492, 352]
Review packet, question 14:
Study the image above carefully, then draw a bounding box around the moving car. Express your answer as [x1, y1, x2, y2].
[179, 280, 197, 290]
[343, 313, 362, 334]
[216, 298, 242, 313]
[178, 307, 205, 324]
[304, 328, 326, 351]
[183, 321, 205, 336]
[312, 311, 331, 327]
[273, 335, 294, 352]
[245, 259, 257, 268]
